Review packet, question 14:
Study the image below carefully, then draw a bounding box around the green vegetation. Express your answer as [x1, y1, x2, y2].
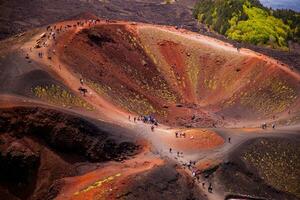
[222, 76, 297, 116]
[240, 77, 297, 115]
[272, 9, 300, 43]
[74, 173, 121, 196]
[33, 84, 94, 111]
[194, 0, 300, 48]
[227, 4, 290, 48]
[243, 138, 300, 197]
[87, 79, 166, 116]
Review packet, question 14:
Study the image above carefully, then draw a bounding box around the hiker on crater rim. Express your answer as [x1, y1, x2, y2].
[78, 87, 88, 97]
[262, 123, 267, 129]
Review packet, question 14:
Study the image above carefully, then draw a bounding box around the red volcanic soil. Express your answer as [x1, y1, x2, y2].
[158, 40, 195, 102]
[0, 17, 300, 200]
[54, 20, 300, 127]
[0, 105, 140, 200]
[56, 154, 164, 200]
[160, 129, 224, 152]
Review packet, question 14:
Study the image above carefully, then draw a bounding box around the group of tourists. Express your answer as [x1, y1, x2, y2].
[261, 123, 276, 129]
[175, 131, 186, 138]
[129, 114, 159, 132]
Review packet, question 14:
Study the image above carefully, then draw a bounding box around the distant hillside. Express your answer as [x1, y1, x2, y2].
[194, 0, 300, 49]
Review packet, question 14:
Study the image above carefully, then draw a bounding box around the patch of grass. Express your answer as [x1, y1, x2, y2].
[204, 78, 218, 90]
[74, 173, 121, 196]
[32, 84, 94, 111]
[221, 73, 297, 116]
[242, 138, 300, 197]
[240, 77, 297, 115]
[87, 79, 166, 116]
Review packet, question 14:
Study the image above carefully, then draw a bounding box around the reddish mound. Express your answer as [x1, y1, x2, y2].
[160, 129, 224, 152]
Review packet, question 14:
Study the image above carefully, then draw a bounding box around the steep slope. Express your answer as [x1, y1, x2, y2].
[59, 22, 300, 127]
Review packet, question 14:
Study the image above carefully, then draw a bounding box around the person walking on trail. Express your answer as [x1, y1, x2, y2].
[169, 148, 172, 153]
[151, 125, 154, 132]
[228, 137, 231, 143]
[80, 78, 84, 85]
[208, 183, 213, 193]
[175, 132, 178, 138]
[272, 124, 275, 129]
[134, 117, 136, 123]
[128, 115, 131, 121]
[192, 171, 196, 177]
[78, 87, 88, 97]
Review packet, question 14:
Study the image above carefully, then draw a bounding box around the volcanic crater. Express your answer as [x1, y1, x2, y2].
[60, 22, 300, 127]
[0, 17, 300, 200]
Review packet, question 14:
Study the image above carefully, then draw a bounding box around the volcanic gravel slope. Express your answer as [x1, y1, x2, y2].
[0, 17, 300, 200]
[61, 22, 300, 127]
[0, 106, 139, 200]
[212, 136, 300, 200]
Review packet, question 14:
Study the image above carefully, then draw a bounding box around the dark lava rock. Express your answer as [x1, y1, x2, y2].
[210, 137, 300, 200]
[0, 106, 139, 162]
[118, 164, 208, 200]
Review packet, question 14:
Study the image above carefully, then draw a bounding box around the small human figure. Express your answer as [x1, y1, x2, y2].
[177, 151, 180, 157]
[169, 148, 172, 153]
[80, 78, 84, 85]
[272, 124, 275, 129]
[175, 132, 178, 138]
[151, 126, 154, 132]
[208, 183, 213, 193]
[134, 117, 136, 123]
[192, 171, 196, 177]
[78, 87, 88, 96]
[228, 137, 231, 143]
[128, 115, 131, 121]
